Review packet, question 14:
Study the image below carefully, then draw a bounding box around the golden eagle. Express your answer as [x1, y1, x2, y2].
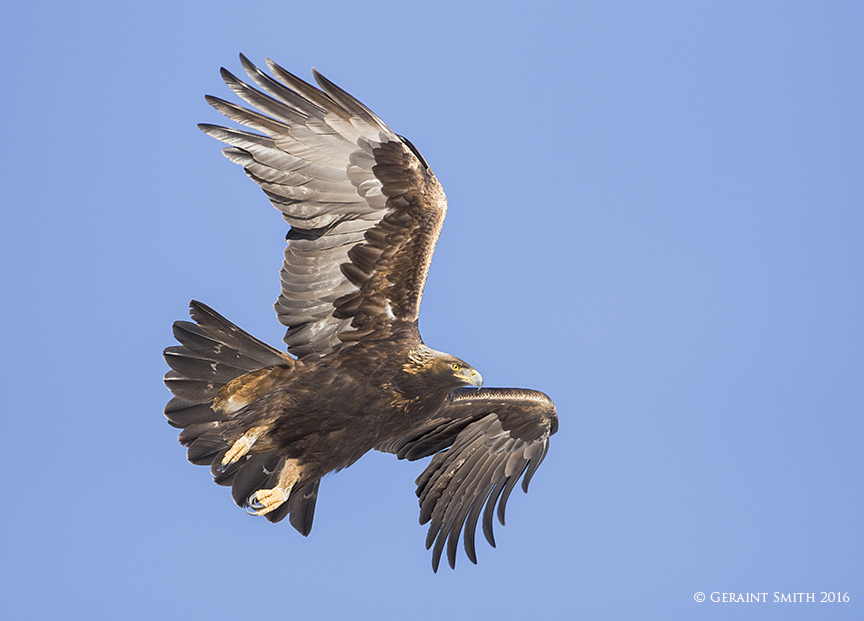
[163, 56, 558, 571]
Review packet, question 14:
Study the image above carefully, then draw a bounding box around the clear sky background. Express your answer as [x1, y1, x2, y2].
[2, 1, 862, 619]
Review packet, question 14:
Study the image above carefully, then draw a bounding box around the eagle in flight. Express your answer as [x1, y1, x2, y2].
[163, 55, 558, 571]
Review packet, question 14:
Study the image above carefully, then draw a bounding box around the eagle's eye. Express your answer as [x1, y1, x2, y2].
[451, 363, 462, 371]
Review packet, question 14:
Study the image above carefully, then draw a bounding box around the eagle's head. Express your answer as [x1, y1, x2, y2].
[443, 357, 483, 388]
[403, 346, 483, 392]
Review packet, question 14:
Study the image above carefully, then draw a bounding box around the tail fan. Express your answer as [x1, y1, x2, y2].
[163, 300, 321, 534]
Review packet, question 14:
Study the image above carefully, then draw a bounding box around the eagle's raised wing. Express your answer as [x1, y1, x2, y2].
[379, 388, 558, 571]
[200, 55, 447, 360]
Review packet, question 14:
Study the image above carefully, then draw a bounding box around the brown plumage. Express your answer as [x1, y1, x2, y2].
[164, 56, 558, 571]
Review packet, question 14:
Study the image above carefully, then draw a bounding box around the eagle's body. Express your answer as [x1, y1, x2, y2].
[164, 56, 558, 570]
[209, 324, 477, 482]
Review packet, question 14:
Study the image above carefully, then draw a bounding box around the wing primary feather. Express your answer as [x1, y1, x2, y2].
[460, 456, 503, 564]
[436, 443, 489, 568]
[311, 68, 387, 129]
[521, 441, 550, 492]
[497, 461, 530, 526]
[463, 487, 492, 564]
[241, 54, 328, 117]
[205, 94, 294, 137]
[265, 58, 339, 115]
[482, 479, 506, 548]
[445, 444, 499, 567]
[218, 68, 309, 125]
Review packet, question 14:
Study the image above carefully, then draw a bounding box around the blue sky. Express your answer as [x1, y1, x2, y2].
[2, 1, 862, 619]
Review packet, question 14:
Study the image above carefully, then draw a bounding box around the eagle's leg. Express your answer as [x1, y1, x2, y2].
[218, 426, 267, 472]
[246, 458, 303, 516]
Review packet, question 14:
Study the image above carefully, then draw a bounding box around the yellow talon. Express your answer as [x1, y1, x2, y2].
[246, 488, 289, 516]
[245, 459, 303, 516]
[220, 426, 266, 469]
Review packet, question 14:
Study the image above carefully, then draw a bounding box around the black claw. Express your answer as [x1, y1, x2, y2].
[246, 493, 263, 513]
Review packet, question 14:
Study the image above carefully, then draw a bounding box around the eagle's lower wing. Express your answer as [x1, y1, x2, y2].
[200, 56, 447, 360]
[379, 387, 558, 571]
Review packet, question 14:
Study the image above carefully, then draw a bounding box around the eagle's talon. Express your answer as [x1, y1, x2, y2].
[245, 487, 289, 516]
[215, 454, 244, 473]
[220, 427, 266, 471]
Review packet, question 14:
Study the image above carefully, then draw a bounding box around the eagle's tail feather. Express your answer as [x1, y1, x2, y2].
[164, 398, 227, 431]
[282, 478, 320, 535]
[163, 300, 291, 427]
[163, 300, 290, 453]
[163, 300, 320, 535]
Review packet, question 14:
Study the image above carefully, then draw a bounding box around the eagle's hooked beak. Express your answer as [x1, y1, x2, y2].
[467, 369, 483, 388]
